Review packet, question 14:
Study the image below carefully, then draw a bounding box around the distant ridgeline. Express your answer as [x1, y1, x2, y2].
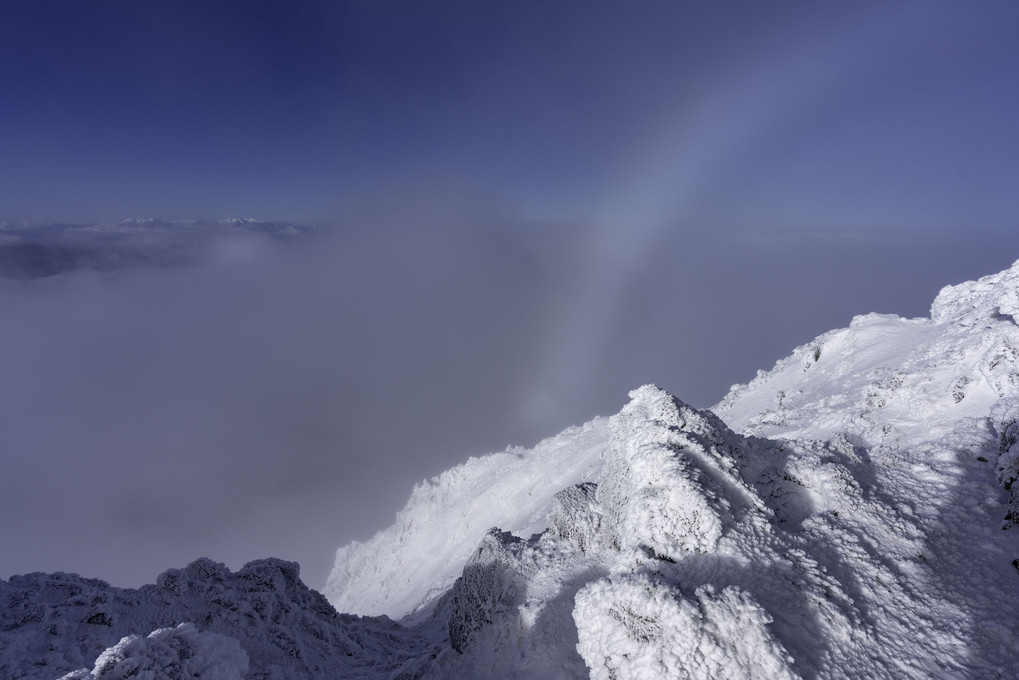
[0, 219, 311, 279]
[4, 260, 1019, 679]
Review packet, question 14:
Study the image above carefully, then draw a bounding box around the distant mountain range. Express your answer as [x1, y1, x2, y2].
[0, 219, 312, 279]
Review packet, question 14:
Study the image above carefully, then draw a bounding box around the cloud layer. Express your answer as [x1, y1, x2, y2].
[2, 201, 1018, 588]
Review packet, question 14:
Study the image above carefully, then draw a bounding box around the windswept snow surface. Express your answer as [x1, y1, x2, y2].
[5, 260, 1019, 678]
[324, 420, 609, 619]
[707, 260, 1019, 677]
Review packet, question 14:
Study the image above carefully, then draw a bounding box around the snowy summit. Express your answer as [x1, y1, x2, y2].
[4, 260, 1019, 678]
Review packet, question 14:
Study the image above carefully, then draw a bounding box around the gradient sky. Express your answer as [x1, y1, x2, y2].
[2, 1, 1017, 227]
[3, 2, 1019, 590]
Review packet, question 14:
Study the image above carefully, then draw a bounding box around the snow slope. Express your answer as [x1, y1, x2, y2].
[323, 258, 1019, 678]
[406, 385, 1016, 678]
[714, 260, 1019, 446]
[4, 260, 1019, 678]
[324, 419, 609, 619]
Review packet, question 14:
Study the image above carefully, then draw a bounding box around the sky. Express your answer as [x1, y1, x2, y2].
[2, 1, 1018, 226]
[2, 1, 1019, 589]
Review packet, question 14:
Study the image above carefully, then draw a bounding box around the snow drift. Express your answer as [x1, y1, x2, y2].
[4, 259, 1019, 678]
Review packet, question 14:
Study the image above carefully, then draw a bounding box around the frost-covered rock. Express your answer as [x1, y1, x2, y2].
[930, 258, 1019, 326]
[715, 258, 1019, 535]
[549, 482, 602, 552]
[0, 558, 436, 680]
[596, 385, 762, 560]
[427, 385, 980, 678]
[991, 398, 1019, 527]
[447, 531, 529, 655]
[58, 623, 247, 680]
[574, 576, 796, 680]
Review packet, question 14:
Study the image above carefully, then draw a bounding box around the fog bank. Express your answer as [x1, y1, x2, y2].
[2, 205, 1017, 588]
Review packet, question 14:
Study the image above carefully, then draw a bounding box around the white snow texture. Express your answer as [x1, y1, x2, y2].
[58, 623, 248, 680]
[4, 259, 1019, 678]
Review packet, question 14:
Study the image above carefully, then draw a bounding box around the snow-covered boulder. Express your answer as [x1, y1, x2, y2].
[442, 528, 593, 677]
[574, 576, 796, 680]
[991, 398, 1019, 527]
[549, 482, 602, 552]
[595, 384, 762, 560]
[58, 623, 247, 680]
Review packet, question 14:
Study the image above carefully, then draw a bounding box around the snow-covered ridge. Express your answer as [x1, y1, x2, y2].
[432, 386, 810, 678]
[712, 258, 1019, 532]
[323, 259, 1019, 677]
[421, 384, 1013, 678]
[0, 558, 436, 680]
[714, 260, 1019, 446]
[324, 419, 609, 619]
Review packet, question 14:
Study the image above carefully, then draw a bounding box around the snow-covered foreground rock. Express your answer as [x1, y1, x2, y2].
[369, 385, 1011, 679]
[0, 558, 437, 679]
[57, 623, 248, 680]
[4, 260, 1019, 678]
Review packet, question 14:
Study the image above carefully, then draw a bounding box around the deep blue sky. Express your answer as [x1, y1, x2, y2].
[2, 0, 1018, 229]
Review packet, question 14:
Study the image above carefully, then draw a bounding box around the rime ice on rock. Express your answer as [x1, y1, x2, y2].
[930, 258, 1019, 326]
[433, 387, 875, 678]
[574, 576, 796, 680]
[0, 558, 437, 680]
[422, 355, 1019, 679]
[447, 530, 527, 654]
[991, 399, 1019, 527]
[58, 623, 248, 680]
[596, 385, 761, 560]
[550, 482, 602, 552]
